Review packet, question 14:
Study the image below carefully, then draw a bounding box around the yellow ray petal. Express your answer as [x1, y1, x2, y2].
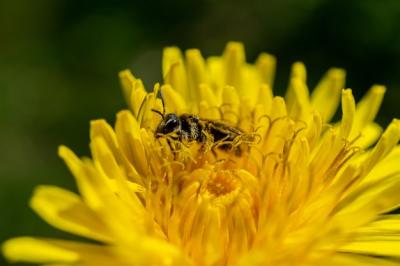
[59, 146, 144, 239]
[270, 96, 287, 120]
[362, 119, 400, 175]
[257, 83, 273, 113]
[185, 48, 208, 99]
[90, 120, 141, 184]
[355, 215, 400, 236]
[206, 56, 224, 91]
[326, 253, 400, 266]
[291, 61, 307, 82]
[339, 89, 355, 139]
[199, 84, 219, 108]
[58, 146, 103, 209]
[90, 136, 125, 182]
[118, 69, 136, 105]
[129, 79, 147, 118]
[161, 84, 188, 113]
[286, 77, 311, 120]
[163, 47, 188, 101]
[362, 146, 400, 184]
[242, 65, 263, 107]
[256, 52, 276, 88]
[221, 85, 240, 124]
[306, 111, 323, 149]
[90, 136, 145, 212]
[90, 120, 119, 152]
[115, 110, 148, 177]
[135, 85, 160, 128]
[30, 186, 112, 243]
[3, 237, 141, 266]
[339, 240, 400, 257]
[118, 70, 147, 117]
[356, 122, 383, 148]
[351, 85, 386, 138]
[311, 68, 346, 122]
[2, 237, 79, 264]
[223, 41, 245, 91]
[333, 173, 400, 231]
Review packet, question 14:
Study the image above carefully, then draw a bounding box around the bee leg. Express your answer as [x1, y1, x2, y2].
[166, 138, 173, 150]
[165, 138, 177, 159]
[198, 143, 207, 154]
[214, 135, 236, 154]
[234, 145, 242, 156]
[211, 145, 219, 160]
[165, 137, 181, 160]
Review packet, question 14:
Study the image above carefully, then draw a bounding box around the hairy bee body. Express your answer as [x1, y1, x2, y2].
[155, 113, 244, 153]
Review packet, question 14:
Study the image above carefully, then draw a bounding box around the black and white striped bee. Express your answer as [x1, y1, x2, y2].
[153, 110, 246, 154]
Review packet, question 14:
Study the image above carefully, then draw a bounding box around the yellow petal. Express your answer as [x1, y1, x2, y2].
[363, 146, 400, 184]
[339, 89, 356, 139]
[90, 119, 119, 157]
[326, 253, 400, 266]
[163, 47, 188, 101]
[90, 136, 145, 212]
[129, 79, 147, 118]
[334, 173, 400, 231]
[242, 65, 262, 107]
[2, 237, 78, 264]
[199, 84, 219, 108]
[90, 119, 141, 184]
[161, 84, 188, 113]
[136, 86, 159, 128]
[118, 69, 136, 105]
[221, 85, 240, 124]
[256, 53, 276, 88]
[58, 147, 141, 241]
[185, 49, 207, 97]
[58, 146, 102, 209]
[285, 62, 308, 117]
[290, 61, 307, 82]
[257, 84, 273, 113]
[198, 100, 220, 120]
[356, 122, 383, 149]
[362, 119, 400, 174]
[3, 237, 167, 266]
[355, 214, 400, 235]
[90, 136, 124, 182]
[223, 42, 245, 90]
[351, 85, 386, 138]
[30, 186, 112, 242]
[311, 68, 346, 122]
[339, 239, 400, 257]
[286, 77, 310, 120]
[115, 110, 148, 177]
[270, 96, 287, 120]
[306, 111, 323, 149]
[206, 56, 224, 91]
[118, 70, 147, 118]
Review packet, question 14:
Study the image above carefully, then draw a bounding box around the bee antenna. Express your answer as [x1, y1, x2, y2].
[151, 109, 164, 119]
[159, 90, 166, 115]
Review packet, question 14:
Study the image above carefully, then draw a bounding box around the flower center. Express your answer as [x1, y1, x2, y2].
[205, 171, 238, 197]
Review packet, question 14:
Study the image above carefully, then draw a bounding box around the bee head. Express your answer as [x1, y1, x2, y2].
[155, 113, 181, 137]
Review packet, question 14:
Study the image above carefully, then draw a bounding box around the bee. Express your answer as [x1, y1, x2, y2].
[153, 110, 248, 155]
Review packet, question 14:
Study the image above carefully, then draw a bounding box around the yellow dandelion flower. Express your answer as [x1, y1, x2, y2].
[3, 42, 400, 266]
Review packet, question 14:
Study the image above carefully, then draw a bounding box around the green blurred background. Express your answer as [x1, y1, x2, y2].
[1, 0, 400, 264]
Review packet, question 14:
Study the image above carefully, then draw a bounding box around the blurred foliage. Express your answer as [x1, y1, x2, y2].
[1, 0, 400, 264]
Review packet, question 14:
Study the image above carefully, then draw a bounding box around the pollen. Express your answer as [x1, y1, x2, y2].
[204, 171, 239, 198]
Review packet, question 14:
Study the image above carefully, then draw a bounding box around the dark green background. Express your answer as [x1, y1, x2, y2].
[1, 0, 400, 265]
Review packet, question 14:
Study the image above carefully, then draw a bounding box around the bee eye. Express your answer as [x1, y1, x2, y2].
[164, 118, 179, 131]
